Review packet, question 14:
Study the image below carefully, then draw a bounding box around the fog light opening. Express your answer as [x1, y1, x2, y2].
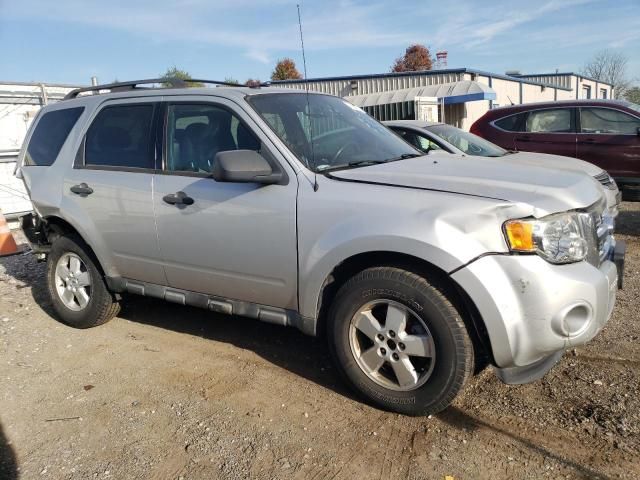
[551, 302, 593, 338]
[558, 304, 592, 337]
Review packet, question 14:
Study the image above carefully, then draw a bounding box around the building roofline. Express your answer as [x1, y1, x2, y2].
[0, 80, 85, 88]
[509, 72, 613, 87]
[273, 67, 573, 91]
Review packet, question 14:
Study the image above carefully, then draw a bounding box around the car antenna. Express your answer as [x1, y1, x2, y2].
[297, 3, 318, 192]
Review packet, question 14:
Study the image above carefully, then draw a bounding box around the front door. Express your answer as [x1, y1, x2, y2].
[153, 99, 298, 309]
[63, 99, 166, 284]
[515, 107, 577, 159]
[577, 106, 640, 180]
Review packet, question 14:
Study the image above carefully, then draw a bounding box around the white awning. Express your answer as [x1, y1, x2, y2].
[345, 80, 496, 107]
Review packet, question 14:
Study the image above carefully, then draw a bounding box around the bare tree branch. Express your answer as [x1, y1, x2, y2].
[582, 50, 632, 99]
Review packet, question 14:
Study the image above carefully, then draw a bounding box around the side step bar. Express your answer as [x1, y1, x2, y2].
[105, 276, 312, 333]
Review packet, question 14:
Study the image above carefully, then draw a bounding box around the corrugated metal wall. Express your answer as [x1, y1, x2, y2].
[278, 72, 465, 97]
[515, 74, 572, 89]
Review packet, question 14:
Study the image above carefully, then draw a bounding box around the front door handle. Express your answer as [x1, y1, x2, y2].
[163, 191, 195, 206]
[70, 183, 93, 196]
[515, 135, 531, 142]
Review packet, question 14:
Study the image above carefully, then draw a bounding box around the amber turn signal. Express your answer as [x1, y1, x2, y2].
[504, 220, 535, 251]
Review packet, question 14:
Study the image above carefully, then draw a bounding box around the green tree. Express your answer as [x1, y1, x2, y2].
[624, 86, 640, 104]
[160, 67, 204, 87]
[391, 44, 433, 73]
[224, 77, 240, 85]
[271, 58, 302, 81]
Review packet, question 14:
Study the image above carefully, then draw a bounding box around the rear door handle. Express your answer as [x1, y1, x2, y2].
[163, 191, 195, 206]
[515, 136, 531, 142]
[583, 138, 596, 143]
[70, 183, 93, 196]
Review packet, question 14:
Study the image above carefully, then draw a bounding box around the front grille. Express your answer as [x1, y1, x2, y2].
[594, 171, 616, 190]
[588, 210, 615, 266]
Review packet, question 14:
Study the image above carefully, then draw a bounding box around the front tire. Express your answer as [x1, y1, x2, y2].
[327, 267, 474, 416]
[46, 235, 120, 328]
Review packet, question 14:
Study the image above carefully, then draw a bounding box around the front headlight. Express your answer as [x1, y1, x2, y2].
[504, 212, 597, 264]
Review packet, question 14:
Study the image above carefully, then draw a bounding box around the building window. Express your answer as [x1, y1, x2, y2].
[582, 85, 591, 99]
[600, 88, 607, 99]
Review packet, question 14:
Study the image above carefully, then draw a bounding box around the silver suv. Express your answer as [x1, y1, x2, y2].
[16, 79, 625, 416]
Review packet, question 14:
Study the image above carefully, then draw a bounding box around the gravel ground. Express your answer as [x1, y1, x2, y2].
[1, 203, 639, 480]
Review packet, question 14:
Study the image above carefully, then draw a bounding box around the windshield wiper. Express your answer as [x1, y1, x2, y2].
[385, 153, 423, 162]
[346, 160, 388, 167]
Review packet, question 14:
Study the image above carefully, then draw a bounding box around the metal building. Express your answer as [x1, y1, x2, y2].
[273, 68, 614, 130]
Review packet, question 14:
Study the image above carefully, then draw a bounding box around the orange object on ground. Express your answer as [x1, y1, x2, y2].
[0, 209, 20, 257]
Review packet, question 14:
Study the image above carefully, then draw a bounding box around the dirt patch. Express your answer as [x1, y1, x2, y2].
[0, 203, 639, 479]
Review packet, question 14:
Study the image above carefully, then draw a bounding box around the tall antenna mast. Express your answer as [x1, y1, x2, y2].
[297, 3, 318, 191]
[297, 4, 309, 85]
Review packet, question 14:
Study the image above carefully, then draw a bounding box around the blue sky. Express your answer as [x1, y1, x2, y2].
[0, 0, 638, 86]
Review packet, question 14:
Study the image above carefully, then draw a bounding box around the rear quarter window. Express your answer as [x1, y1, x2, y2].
[493, 112, 525, 132]
[25, 107, 84, 166]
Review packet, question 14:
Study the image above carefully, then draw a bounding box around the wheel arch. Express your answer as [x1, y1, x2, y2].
[42, 215, 110, 278]
[312, 250, 495, 369]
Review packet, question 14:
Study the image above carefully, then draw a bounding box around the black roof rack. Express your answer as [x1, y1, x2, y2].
[63, 78, 269, 100]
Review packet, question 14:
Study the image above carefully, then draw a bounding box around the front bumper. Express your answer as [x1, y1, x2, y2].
[451, 254, 620, 373]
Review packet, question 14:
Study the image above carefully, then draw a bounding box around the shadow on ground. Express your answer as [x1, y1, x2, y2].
[0, 422, 18, 480]
[118, 296, 360, 402]
[616, 206, 640, 236]
[0, 251, 358, 403]
[439, 408, 611, 480]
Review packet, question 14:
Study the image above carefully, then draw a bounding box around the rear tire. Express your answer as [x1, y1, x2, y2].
[46, 235, 120, 328]
[327, 266, 474, 416]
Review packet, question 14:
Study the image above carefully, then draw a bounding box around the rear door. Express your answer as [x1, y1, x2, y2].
[577, 106, 640, 180]
[515, 107, 577, 159]
[153, 97, 298, 309]
[62, 98, 166, 284]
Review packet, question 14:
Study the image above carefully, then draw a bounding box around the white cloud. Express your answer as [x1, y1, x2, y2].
[245, 49, 271, 64]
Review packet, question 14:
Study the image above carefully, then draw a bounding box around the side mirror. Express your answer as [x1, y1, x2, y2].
[212, 150, 282, 184]
[637, 126, 640, 136]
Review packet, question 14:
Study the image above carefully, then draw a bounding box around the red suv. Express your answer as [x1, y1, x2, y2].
[470, 100, 640, 199]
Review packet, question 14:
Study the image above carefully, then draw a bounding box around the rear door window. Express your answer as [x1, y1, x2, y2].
[25, 107, 84, 166]
[525, 108, 574, 133]
[85, 104, 155, 169]
[580, 108, 640, 134]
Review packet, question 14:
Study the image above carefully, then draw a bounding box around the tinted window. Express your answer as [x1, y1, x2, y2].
[166, 104, 260, 173]
[85, 105, 154, 169]
[428, 125, 508, 157]
[494, 113, 525, 132]
[393, 128, 442, 153]
[25, 107, 84, 166]
[526, 109, 573, 133]
[580, 108, 640, 135]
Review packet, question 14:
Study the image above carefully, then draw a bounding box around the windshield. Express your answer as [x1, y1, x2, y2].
[620, 100, 640, 114]
[427, 124, 509, 157]
[248, 93, 421, 172]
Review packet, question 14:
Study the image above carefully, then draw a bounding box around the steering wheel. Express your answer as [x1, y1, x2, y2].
[331, 141, 359, 164]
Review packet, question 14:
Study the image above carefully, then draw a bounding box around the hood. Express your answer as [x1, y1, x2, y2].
[328, 154, 603, 216]
[505, 152, 602, 177]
